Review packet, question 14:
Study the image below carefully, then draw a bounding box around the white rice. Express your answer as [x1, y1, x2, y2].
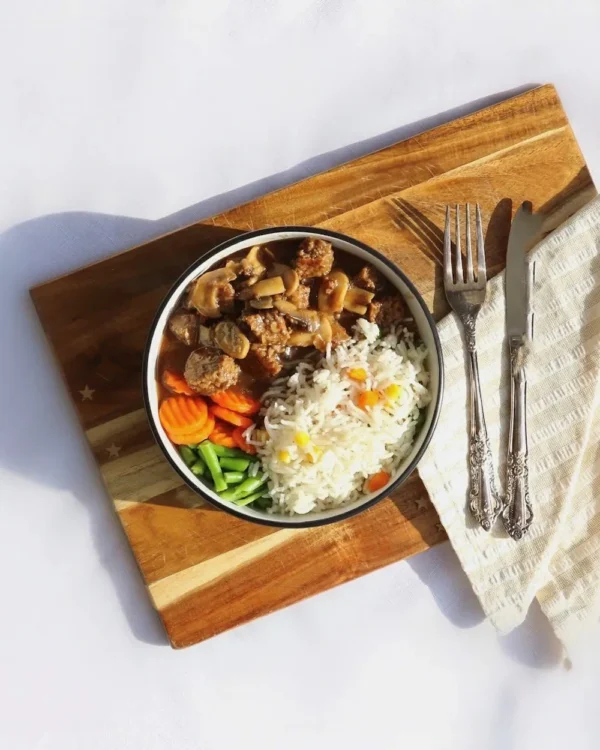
[254, 319, 431, 515]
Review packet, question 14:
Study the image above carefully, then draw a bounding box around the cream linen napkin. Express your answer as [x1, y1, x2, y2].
[418, 196, 600, 650]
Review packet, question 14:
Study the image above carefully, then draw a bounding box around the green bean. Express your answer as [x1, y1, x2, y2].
[223, 471, 245, 484]
[198, 442, 227, 492]
[234, 489, 270, 507]
[179, 445, 197, 467]
[219, 456, 251, 472]
[230, 475, 268, 500]
[190, 460, 206, 477]
[219, 475, 268, 503]
[209, 443, 253, 459]
[217, 488, 239, 501]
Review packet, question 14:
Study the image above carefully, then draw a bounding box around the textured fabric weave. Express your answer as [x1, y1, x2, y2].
[419, 196, 600, 649]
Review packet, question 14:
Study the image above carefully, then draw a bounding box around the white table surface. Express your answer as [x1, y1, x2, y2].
[3, 2, 600, 748]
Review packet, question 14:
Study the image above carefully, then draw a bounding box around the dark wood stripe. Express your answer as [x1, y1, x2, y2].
[31, 225, 243, 431]
[207, 86, 568, 231]
[118, 491, 278, 584]
[160, 497, 446, 648]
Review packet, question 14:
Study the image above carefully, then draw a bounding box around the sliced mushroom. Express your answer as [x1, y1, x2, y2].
[268, 263, 299, 295]
[318, 269, 350, 314]
[243, 245, 264, 266]
[343, 286, 375, 315]
[239, 276, 286, 299]
[246, 244, 275, 267]
[288, 330, 314, 347]
[225, 259, 241, 274]
[214, 321, 250, 359]
[198, 325, 216, 347]
[249, 297, 274, 309]
[284, 269, 299, 294]
[239, 245, 269, 286]
[188, 268, 236, 318]
[273, 299, 320, 331]
[313, 315, 333, 352]
[273, 299, 298, 315]
[226, 245, 273, 287]
[343, 301, 367, 315]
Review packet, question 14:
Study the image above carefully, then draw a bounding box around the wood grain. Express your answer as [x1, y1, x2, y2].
[31, 84, 595, 648]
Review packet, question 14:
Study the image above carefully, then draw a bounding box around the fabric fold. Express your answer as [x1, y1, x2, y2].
[418, 196, 600, 649]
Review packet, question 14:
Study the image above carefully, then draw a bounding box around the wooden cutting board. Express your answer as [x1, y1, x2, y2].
[31, 84, 595, 648]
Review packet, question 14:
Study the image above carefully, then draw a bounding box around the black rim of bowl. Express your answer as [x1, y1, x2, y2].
[142, 226, 444, 528]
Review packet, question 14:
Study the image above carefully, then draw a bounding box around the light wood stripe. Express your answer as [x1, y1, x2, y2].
[86, 408, 147, 448]
[100, 445, 183, 504]
[114, 499, 140, 512]
[148, 528, 301, 609]
[116, 484, 208, 514]
[439, 125, 569, 177]
[373, 126, 570, 198]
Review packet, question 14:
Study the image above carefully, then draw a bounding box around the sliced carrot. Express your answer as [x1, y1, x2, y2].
[163, 397, 207, 433]
[159, 395, 207, 433]
[358, 390, 380, 410]
[162, 370, 194, 396]
[366, 471, 391, 493]
[167, 417, 209, 442]
[211, 388, 261, 416]
[232, 426, 257, 455]
[209, 420, 238, 448]
[167, 413, 215, 445]
[210, 404, 254, 429]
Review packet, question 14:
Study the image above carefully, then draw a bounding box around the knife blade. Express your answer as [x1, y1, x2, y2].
[503, 200, 542, 540]
[506, 201, 543, 341]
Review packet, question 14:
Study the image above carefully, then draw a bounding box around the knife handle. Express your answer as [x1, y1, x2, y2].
[502, 341, 533, 539]
[465, 322, 503, 531]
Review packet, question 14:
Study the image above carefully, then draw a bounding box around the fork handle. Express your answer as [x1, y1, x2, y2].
[464, 317, 503, 531]
[502, 340, 533, 539]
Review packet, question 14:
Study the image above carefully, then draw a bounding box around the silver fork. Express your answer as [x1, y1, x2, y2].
[443, 204, 503, 531]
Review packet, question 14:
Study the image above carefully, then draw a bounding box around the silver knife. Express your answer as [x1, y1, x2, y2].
[502, 201, 542, 540]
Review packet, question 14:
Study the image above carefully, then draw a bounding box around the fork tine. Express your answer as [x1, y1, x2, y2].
[443, 205, 452, 285]
[476, 203, 486, 281]
[465, 204, 474, 282]
[454, 204, 463, 283]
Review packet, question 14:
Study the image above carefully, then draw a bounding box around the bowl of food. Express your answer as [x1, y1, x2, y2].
[143, 227, 443, 527]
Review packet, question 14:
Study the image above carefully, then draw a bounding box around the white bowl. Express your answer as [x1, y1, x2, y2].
[143, 227, 443, 527]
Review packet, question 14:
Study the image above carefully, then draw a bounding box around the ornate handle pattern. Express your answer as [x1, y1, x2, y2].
[463, 315, 503, 531]
[502, 341, 532, 539]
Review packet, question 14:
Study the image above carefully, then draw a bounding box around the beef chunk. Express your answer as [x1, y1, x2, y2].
[286, 283, 311, 309]
[354, 265, 380, 292]
[217, 283, 236, 314]
[294, 238, 334, 280]
[242, 310, 290, 347]
[251, 343, 284, 377]
[366, 300, 381, 324]
[184, 347, 240, 395]
[168, 311, 198, 347]
[370, 296, 405, 329]
[320, 276, 337, 295]
[330, 318, 350, 345]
